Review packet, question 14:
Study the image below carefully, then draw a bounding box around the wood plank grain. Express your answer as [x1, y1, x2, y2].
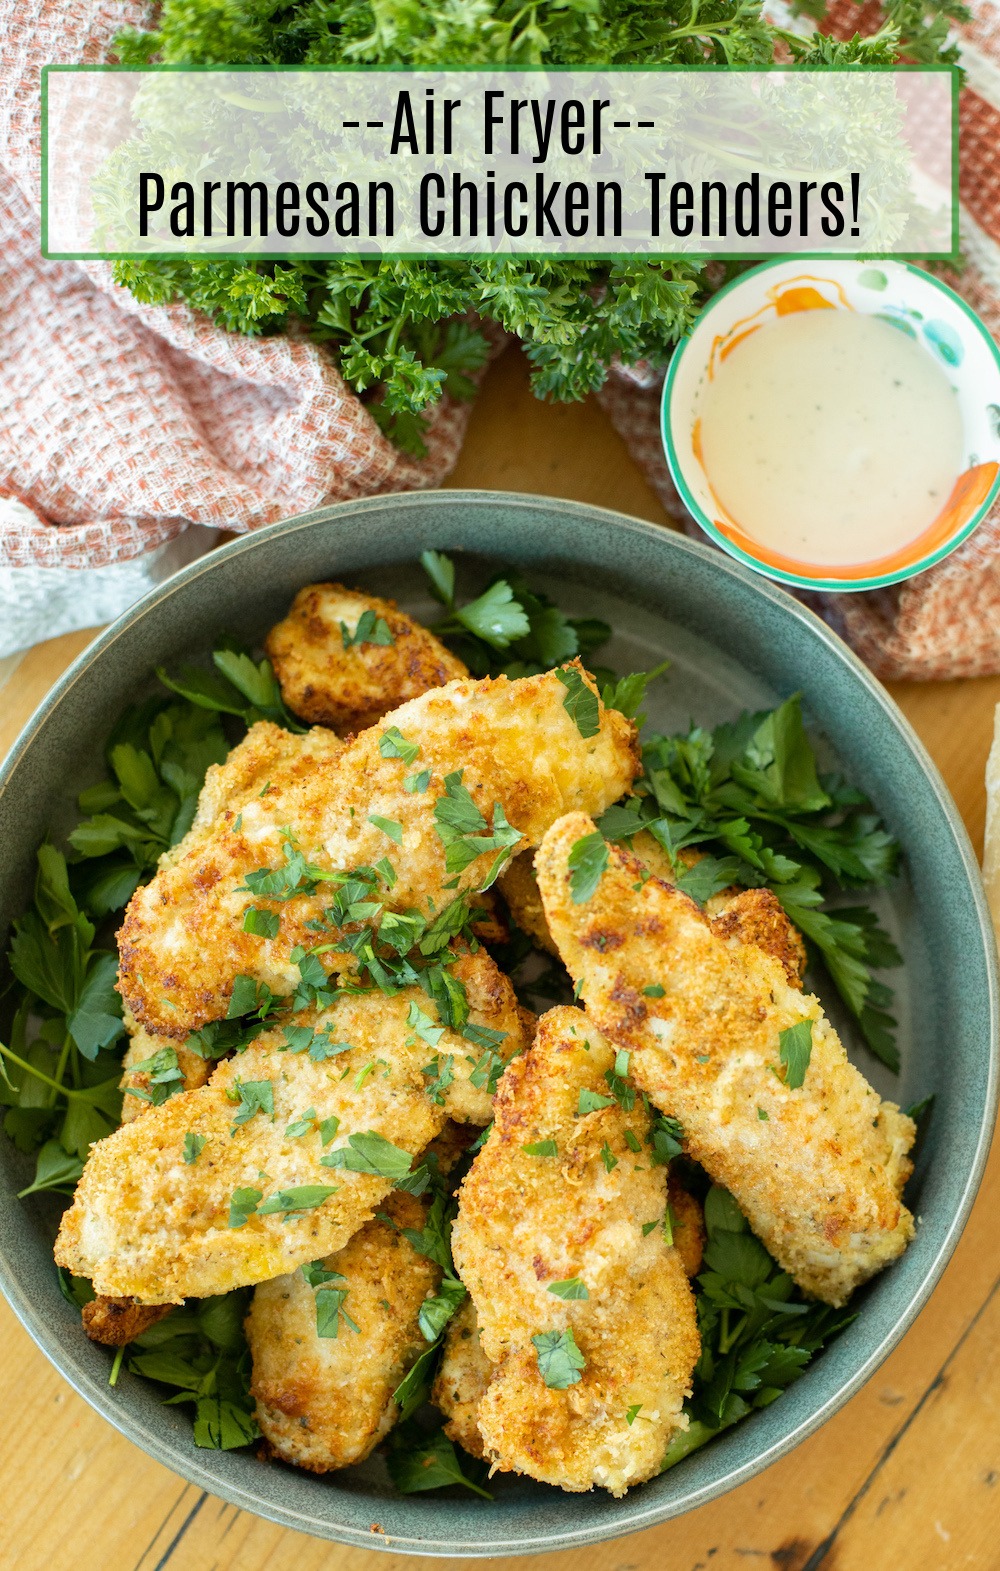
[1, 346, 996, 1571]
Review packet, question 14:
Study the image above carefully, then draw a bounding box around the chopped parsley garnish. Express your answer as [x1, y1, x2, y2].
[643, 983, 665, 998]
[556, 666, 600, 739]
[321, 1131, 427, 1193]
[404, 768, 432, 793]
[567, 831, 608, 904]
[421, 1053, 455, 1106]
[577, 1088, 614, 1117]
[183, 1132, 207, 1164]
[368, 814, 403, 845]
[226, 974, 279, 1022]
[242, 906, 279, 939]
[301, 1261, 360, 1337]
[626, 1404, 642, 1425]
[257, 1184, 338, 1216]
[228, 1186, 262, 1228]
[280, 1022, 353, 1062]
[226, 1077, 274, 1131]
[548, 1277, 589, 1300]
[433, 770, 521, 880]
[533, 1326, 586, 1389]
[407, 1001, 445, 1048]
[523, 1139, 558, 1157]
[418, 1277, 467, 1341]
[285, 1106, 317, 1137]
[758, 1106, 769, 1121]
[604, 1049, 635, 1111]
[379, 726, 421, 765]
[126, 1046, 185, 1107]
[600, 1142, 618, 1172]
[778, 1020, 814, 1090]
[341, 608, 394, 649]
[601, 662, 669, 728]
[623, 1129, 642, 1154]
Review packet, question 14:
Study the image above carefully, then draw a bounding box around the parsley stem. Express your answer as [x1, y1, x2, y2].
[108, 1345, 125, 1387]
[0, 1040, 91, 1102]
[50, 1031, 73, 1107]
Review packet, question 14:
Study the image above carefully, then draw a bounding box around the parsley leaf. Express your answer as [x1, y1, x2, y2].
[341, 608, 394, 648]
[577, 1088, 614, 1116]
[322, 1131, 424, 1190]
[568, 832, 609, 904]
[257, 1184, 339, 1216]
[556, 666, 601, 739]
[523, 1139, 558, 1157]
[548, 1277, 589, 1300]
[778, 1020, 814, 1090]
[226, 1077, 274, 1130]
[386, 1424, 492, 1498]
[228, 1186, 262, 1228]
[369, 814, 403, 844]
[243, 906, 279, 939]
[533, 1327, 586, 1388]
[379, 726, 421, 765]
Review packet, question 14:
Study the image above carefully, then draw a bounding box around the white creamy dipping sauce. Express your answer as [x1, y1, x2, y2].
[697, 309, 964, 566]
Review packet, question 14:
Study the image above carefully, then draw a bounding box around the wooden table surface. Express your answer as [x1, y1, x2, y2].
[2, 344, 999, 1571]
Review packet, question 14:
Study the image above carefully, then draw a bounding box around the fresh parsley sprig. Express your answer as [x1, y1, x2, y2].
[600, 693, 903, 1068]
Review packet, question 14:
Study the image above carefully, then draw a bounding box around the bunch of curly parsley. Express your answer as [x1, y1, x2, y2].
[111, 0, 967, 453]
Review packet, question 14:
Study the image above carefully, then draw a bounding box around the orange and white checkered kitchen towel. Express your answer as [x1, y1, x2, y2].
[2, 0, 999, 677]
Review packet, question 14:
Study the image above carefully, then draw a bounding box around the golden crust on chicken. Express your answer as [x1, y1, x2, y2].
[535, 814, 915, 1308]
[450, 1006, 700, 1496]
[119, 1020, 212, 1123]
[501, 839, 806, 988]
[80, 1295, 172, 1347]
[118, 664, 638, 1039]
[433, 1298, 492, 1461]
[247, 1188, 440, 1472]
[265, 583, 468, 733]
[55, 954, 530, 1304]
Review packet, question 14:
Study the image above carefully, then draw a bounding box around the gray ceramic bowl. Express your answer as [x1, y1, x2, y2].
[0, 492, 996, 1556]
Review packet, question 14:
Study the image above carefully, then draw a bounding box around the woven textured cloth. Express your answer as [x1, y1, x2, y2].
[2, 1, 999, 675]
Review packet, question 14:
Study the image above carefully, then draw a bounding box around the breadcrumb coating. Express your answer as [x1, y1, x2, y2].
[535, 814, 915, 1308]
[247, 1189, 441, 1472]
[118, 664, 638, 1039]
[55, 953, 530, 1303]
[450, 1007, 700, 1495]
[265, 582, 468, 733]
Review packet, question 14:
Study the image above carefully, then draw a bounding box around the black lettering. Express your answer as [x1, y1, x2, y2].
[226, 180, 268, 238]
[701, 180, 727, 238]
[767, 181, 791, 238]
[334, 182, 359, 238]
[503, 180, 528, 237]
[596, 180, 621, 237]
[275, 181, 300, 238]
[670, 181, 694, 238]
[734, 174, 759, 238]
[565, 181, 589, 236]
[535, 173, 561, 236]
[645, 171, 665, 238]
[169, 181, 194, 238]
[138, 172, 163, 237]
[820, 180, 845, 236]
[419, 173, 445, 237]
[368, 181, 394, 236]
[390, 92, 419, 154]
[306, 181, 329, 237]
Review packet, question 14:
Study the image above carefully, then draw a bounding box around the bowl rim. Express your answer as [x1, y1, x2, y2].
[0, 488, 996, 1555]
[660, 257, 1000, 595]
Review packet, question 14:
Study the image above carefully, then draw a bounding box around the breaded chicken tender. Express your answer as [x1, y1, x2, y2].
[118, 664, 638, 1038]
[247, 1188, 441, 1472]
[433, 1298, 492, 1461]
[248, 1121, 473, 1471]
[265, 583, 468, 733]
[435, 1175, 703, 1463]
[450, 1007, 700, 1496]
[500, 840, 806, 987]
[80, 1295, 172, 1347]
[119, 1019, 212, 1123]
[535, 814, 915, 1308]
[55, 954, 531, 1304]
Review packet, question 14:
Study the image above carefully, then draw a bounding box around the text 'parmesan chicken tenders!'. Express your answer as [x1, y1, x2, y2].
[55, 955, 531, 1304]
[450, 1007, 700, 1495]
[535, 814, 916, 1308]
[118, 663, 638, 1038]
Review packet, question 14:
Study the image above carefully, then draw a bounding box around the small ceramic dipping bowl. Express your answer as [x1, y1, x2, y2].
[662, 258, 1000, 593]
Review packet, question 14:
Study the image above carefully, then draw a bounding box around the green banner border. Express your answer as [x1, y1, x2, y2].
[40, 61, 961, 264]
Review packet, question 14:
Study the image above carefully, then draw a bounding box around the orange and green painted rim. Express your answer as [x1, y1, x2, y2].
[661, 259, 1000, 594]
